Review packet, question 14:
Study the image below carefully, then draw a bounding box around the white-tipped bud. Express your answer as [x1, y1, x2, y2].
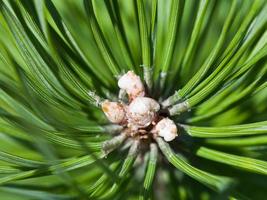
[155, 118, 178, 142]
[101, 100, 126, 124]
[127, 97, 160, 128]
[118, 71, 145, 100]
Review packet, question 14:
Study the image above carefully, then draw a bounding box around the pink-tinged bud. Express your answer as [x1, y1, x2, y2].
[127, 97, 160, 128]
[155, 118, 177, 142]
[118, 71, 145, 100]
[101, 100, 126, 124]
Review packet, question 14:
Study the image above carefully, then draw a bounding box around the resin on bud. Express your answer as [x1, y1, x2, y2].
[127, 97, 160, 128]
[118, 71, 145, 100]
[101, 100, 126, 124]
[154, 118, 178, 142]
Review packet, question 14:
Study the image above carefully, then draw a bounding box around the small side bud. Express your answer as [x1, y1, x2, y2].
[101, 100, 126, 124]
[154, 118, 178, 142]
[127, 97, 160, 128]
[118, 71, 145, 100]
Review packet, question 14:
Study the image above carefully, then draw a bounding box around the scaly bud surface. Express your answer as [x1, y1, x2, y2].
[101, 100, 126, 124]
[118, 71, 145, 100]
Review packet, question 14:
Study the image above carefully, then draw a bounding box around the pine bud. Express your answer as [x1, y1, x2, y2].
[155, 118, 177, 142]
[127, 97, 160, 128]
[118, 71, 145, 100]
[101, 100, 126, 124]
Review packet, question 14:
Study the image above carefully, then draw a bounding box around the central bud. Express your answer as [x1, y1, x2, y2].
[101, 71, 178, 142]
[127, 97, 159, 128]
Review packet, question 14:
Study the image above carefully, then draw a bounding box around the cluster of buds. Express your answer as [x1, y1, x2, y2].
[101, 71, 178, 142]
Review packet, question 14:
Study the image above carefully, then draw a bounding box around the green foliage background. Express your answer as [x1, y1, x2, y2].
[0, 0, 267, 199]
